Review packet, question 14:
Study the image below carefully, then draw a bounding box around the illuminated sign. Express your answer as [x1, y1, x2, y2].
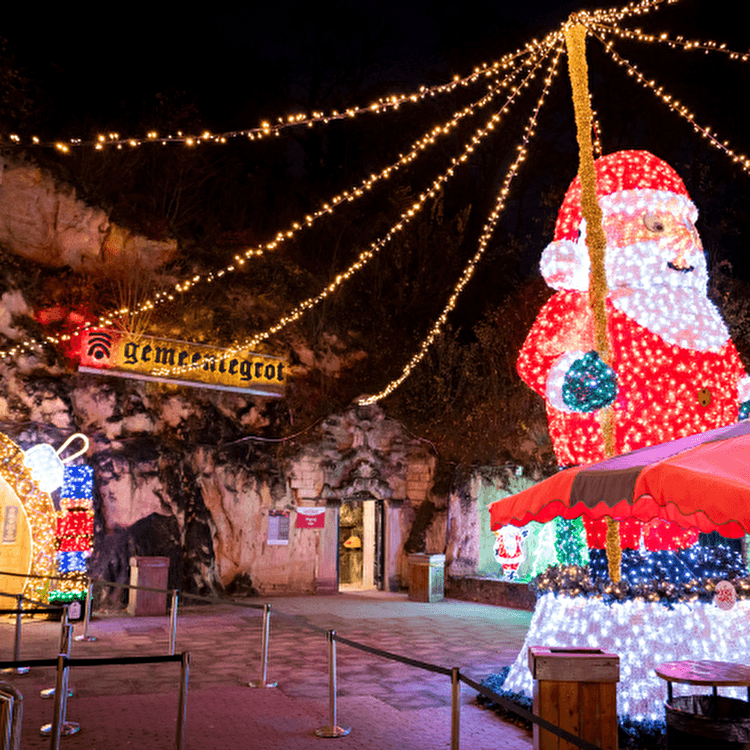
[77, 330, 287, 397]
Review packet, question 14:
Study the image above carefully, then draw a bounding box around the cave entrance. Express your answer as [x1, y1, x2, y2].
[338, 498, 384, 591]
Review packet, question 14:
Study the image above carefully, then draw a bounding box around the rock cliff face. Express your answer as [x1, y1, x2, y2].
[0, 159, 451, 604]
[0, 324, 447, 603]
[0, 158, 177, 273]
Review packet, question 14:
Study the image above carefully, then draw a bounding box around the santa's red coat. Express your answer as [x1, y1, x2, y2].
[518, 290, 745, 468]
[518, 290, 745, 550]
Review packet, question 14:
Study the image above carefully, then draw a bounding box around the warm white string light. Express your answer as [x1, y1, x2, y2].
[153, 45, 559, 380]
[592, 30, 750, 173]
[591, 20, 750, 60]
[358, 43, 564, 405]
[1, 36, 555, 153]
[0, 43, 555, 361]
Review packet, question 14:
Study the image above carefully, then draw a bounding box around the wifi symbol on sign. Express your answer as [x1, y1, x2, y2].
[87, 332, 113, 361]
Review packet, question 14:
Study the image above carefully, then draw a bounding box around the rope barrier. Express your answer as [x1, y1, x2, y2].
[333, 633, 453, 676]
[2, 571, 607, 748]
[459, 672, 603, 750]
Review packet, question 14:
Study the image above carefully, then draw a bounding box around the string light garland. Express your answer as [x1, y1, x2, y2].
[0, 0, 670, 153]
[591, 20, 750, 60]
[0, 44, 554, 363]
[152, 44, 559, 380]
[359, 44, 565, 405]
[0, 37, 556, 152]
[593, 31, 750, 173]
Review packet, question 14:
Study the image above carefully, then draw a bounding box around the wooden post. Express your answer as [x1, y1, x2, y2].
[530, 646, 619, 750]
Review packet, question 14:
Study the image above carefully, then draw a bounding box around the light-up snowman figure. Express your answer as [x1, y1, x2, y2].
[517, 150, 750, 556]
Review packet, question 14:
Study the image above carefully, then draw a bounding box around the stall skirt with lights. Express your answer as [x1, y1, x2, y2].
[502, 592, 750, 722]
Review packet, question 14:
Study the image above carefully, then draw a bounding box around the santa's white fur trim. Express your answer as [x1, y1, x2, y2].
[739, 375, 750, 403]
[599, 189, 697, 223]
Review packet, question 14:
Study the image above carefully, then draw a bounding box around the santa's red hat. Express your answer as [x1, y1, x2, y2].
[541, 150, 698, 291]
[554, 150, 696, 241]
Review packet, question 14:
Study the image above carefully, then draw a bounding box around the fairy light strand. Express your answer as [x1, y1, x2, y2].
[1, 38, 553, 152]
[0, 42, 555, 361]
[0, 1, 674, 363]
[1, 0, 671, 152]
[591, 20, 750, 60]
[593, 30, 750, 174]
[153, 45, 559, 380]
[359, 43, 564, 405]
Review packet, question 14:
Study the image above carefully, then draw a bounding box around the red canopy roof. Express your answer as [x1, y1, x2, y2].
[489, 421, 750, 538]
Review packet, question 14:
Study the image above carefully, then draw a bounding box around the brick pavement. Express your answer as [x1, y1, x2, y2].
[1, 591, 533, 749]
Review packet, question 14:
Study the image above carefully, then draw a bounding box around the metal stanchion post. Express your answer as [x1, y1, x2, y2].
[247, 603, 277, 688]
[48, 654, 66, 750]
[3, 595, 30, 675]
[169, 589, 179, 656]
[176, 651, 190, 750]
[41, 626, 80, 738]
[314, 630, 350, 738]
[451, 667, 460, 750]
[75, 579, 97, 642]
[41, 608, 74, 700]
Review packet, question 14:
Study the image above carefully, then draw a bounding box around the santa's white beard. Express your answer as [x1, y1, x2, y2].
[611, 287, 729, 352]
[603, 236, 727, 352]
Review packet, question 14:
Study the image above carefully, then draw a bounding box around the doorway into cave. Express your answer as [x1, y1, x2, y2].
[338, 498, 384, 591]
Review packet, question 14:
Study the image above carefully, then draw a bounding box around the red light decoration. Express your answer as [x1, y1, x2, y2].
[517, 150, 750, 550]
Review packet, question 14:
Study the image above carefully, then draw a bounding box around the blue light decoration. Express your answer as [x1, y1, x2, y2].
[61, 465, 94, 506]
[50, 464, 95, 606]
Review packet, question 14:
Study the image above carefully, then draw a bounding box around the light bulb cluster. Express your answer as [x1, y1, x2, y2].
[359, 43, 565, 404]
[0, 433, 57, 604]
[501, 592, 750, 723]
[50, 464, 94, 604]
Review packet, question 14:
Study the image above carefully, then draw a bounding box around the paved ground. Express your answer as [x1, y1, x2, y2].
[2, 591, 533, 749]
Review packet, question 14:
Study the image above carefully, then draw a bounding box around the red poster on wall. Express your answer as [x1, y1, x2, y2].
[295, 507, 326, 528]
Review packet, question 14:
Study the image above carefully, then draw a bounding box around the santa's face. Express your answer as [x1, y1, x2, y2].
[602, 207, 707, 293]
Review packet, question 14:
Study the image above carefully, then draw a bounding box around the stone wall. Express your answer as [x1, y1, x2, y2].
[0, 318, 445, 602]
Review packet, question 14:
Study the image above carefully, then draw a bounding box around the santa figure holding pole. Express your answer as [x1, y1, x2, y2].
[517, 149, 750, 557]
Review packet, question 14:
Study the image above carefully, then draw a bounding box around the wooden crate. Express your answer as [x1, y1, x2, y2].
[529, 646, 619, 750]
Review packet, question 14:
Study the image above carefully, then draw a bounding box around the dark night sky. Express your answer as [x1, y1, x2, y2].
[2, 0, 750, 311]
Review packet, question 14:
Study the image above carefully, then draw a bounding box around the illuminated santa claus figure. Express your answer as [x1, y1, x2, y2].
[517, 150, 750, 559]
[493, 525, 528, 580]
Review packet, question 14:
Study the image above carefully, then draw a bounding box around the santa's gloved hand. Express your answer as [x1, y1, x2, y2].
[740, 401, 750, 421]
[562, 351, 618, 412]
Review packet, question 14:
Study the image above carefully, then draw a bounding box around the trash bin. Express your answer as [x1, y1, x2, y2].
[529, 646, 620, 750]
[408, 553, 445, 602]
[665, 694, 750, 749]
[127, 556, 170, 616]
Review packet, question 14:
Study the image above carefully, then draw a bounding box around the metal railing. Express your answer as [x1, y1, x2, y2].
[1, 570, 605, 749]
[0, 652, 189, 750]
[0, 681, 22, 750]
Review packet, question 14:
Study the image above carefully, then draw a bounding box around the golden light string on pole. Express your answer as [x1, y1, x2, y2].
[0, 43, 556, 362]
[592, 30, 750, 172]
[564, 17, 621, 583]
[358, 43, 565, 406]
[153, 45, 559, 380]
